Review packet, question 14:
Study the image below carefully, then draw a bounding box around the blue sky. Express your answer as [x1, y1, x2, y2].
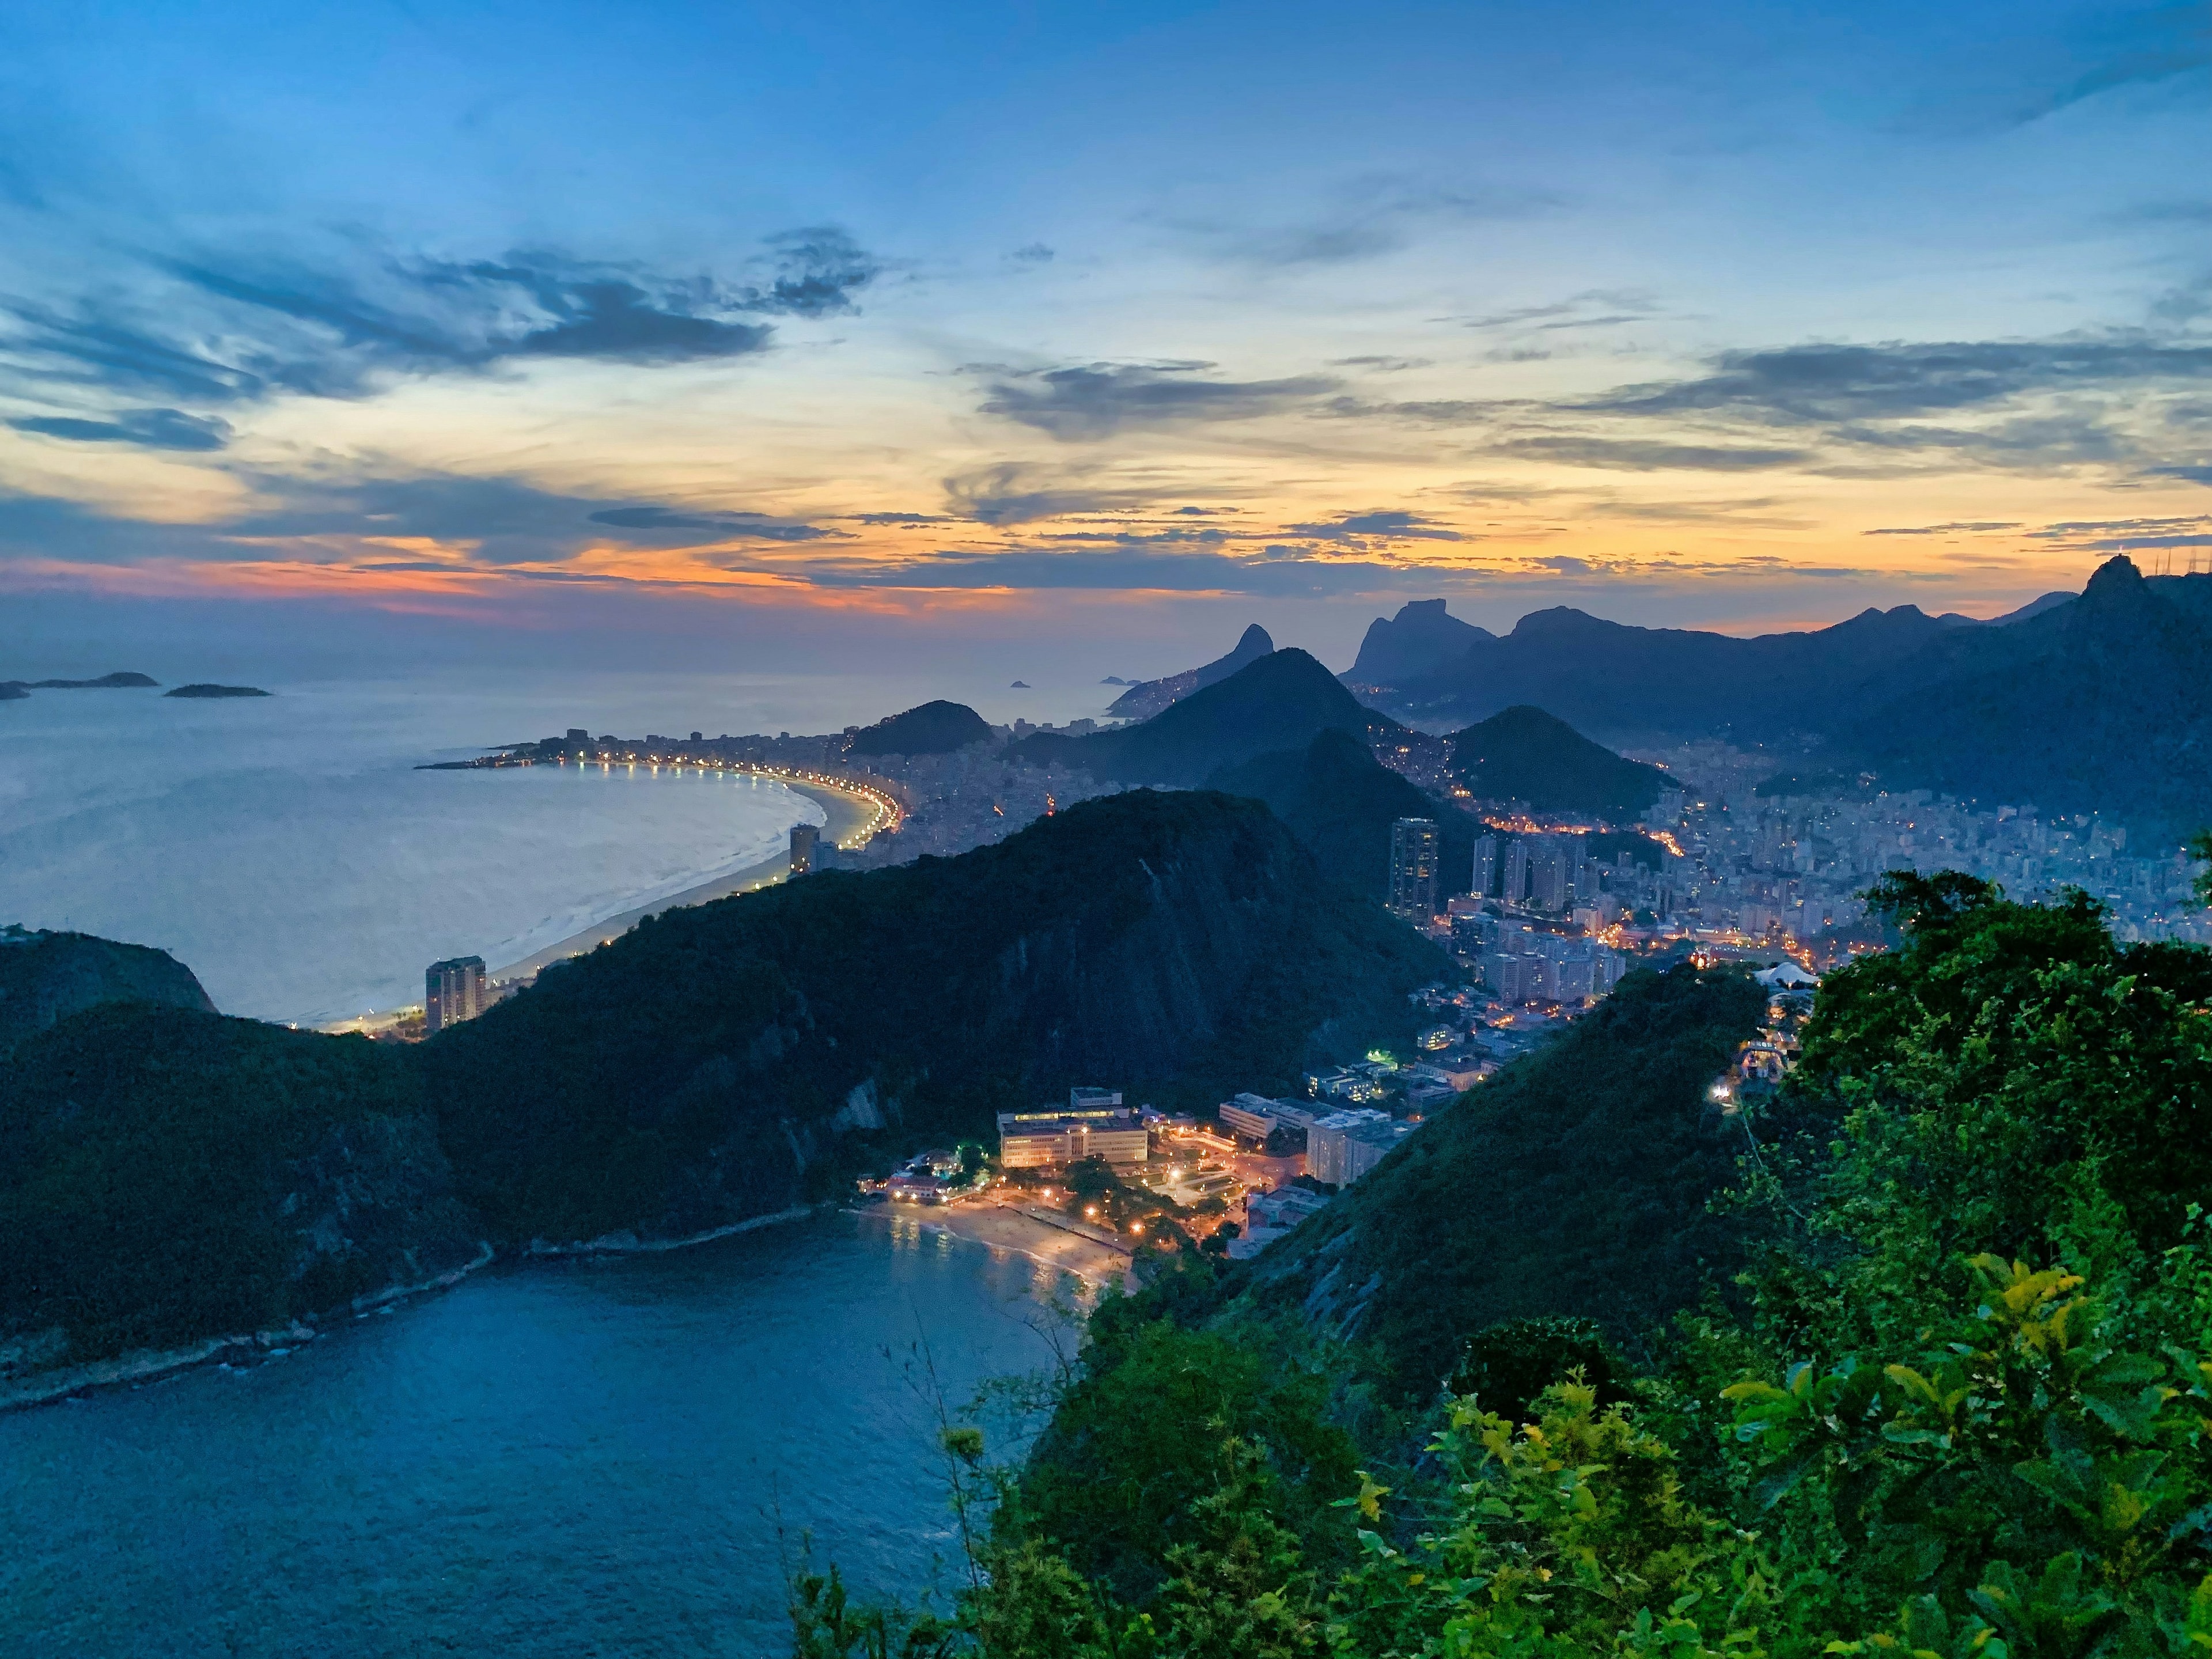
[1, 0, 2206, 676]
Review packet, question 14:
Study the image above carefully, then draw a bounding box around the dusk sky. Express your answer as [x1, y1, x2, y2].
[2, 0, 2208, 676]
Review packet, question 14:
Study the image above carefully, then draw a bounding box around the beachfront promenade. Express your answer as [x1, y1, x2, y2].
[321, 762, 902, 1036]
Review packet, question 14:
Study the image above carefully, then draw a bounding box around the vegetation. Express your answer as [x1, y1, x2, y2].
[0, 1005, 474, 1365]
[0, 926, 213, 1055]
[798, 870, 2212, 1659]
[1446, 704, 1671, 817]
[848, 700, 993, 756]
[1209, 728, 1475, 902]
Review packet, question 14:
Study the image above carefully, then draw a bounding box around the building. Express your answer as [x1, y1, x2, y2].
[1069, 1085, 1123, 1111]
[790, 822, 820, 875]
[425, 955, 486, 1034]
[996, 1104, 1150, 1169]
[1218, 1092, 1281, 1141]
[1472, 834, 1501, 900]
[1388, 818, 1441, 918]
[1306, 1109, 1415, 1185]
[1502, 839, 1530, 907]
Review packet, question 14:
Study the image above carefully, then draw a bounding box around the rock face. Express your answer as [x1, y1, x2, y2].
[1013, 649, 1407, 787]
[1106, 624, 1275, 721]
[419, 789, 1448, 1243]
[1346, 599, 1494, 688]
[847, 699, 993, 756]
[0, 927, 216, 1056]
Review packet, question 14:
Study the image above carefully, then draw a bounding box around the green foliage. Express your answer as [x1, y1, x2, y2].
[1241, 964, 1766, 1396]
[0, 1004, 473, 1362]
[1453, 1315, 1623, 1421]
[423, 789, 1445, 1243]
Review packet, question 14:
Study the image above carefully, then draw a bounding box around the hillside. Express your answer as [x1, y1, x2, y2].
[1446, 706, 1671, 817]
[1844, 558, 2212, 837]
[1106, 623, 1274, 720]
[1012, 648, 1407, 786]
[1209, 728, 1474, 902]
[846, 698, 992, 756]
[0, 1005, 476, 1369]
[1235, 962, 1764, 1395]
[0, 927, 215, 1055]
[421, 788, 1447, 1243]
[1346, 598, 1494, 687]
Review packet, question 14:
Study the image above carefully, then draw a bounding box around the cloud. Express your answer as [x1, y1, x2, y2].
[586, 505, 840, 541]
[0, 229, 879, 444]
[1455, 289, 1660, 332]
[1865, 521, 2023, 536]
[1328, 355, 1432, 372]
[1006, 243, 1055, 264]
[1289, 509, 1463, 543]
[974, 361, 1338, 441]
[8, 407, 231, 450]
[1487, 435, 1814, 472]
[1169, 175, 1567, 269]
[941, 461, 1168, 524]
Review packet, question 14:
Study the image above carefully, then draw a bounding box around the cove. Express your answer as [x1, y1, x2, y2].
[0, 1211, 1080, 1657]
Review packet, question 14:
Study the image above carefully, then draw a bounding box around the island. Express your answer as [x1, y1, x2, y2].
[165, 683, 271, 699]
[30, 672, 159, 689]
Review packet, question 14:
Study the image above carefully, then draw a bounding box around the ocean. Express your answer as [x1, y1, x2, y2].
[0, 1211, 1083, 1657]
[0, 667, 1116, 1025]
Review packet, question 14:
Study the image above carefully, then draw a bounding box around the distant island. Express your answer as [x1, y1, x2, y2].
[1, 671, 159, 700]
[165, 683, 271, 699]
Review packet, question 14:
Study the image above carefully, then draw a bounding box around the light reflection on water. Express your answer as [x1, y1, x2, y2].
[0, 1212, 1081, 1658]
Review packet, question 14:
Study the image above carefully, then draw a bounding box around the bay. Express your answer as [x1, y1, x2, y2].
[0, 1211, 1081, 1658]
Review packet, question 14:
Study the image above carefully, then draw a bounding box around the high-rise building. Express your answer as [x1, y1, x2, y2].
[425, 956, 486, 1034]
[1529, 838, 1570, 911]
[1387, 818, 1441, 918]
[1502, 839, 1530, 907]
[790, 822, 819, 876]
[1472, 834, 1501, 899]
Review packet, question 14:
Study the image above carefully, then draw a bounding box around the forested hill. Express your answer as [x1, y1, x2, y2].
[1234, 962, 1763, 1393]
[0, 927, 214, 1054]
[846, 699, 991, 756]
[425, 789, 1446, 1242]
[1446, 705, 1671, 817]
[1012, 649, 1407, 786]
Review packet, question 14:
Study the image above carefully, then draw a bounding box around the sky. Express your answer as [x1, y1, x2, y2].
[1, 0, 2208, 680]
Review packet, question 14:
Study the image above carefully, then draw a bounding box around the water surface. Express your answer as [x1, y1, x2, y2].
[0, 1213, 1078, 1657]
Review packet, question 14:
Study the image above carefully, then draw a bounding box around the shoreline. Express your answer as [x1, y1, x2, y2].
[323, 775, 884, 1035]
[0, 1240, 497, 1415]
[856, 1198, 1137, 1291]
[525, 1205, 816, 1257]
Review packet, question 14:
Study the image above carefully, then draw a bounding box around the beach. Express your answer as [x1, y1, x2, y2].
[858, 1198, 1137, 1291]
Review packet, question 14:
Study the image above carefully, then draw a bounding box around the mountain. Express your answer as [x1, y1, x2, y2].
[1235, 962, 1764, 1395]
[0, 927, 214, 1056]
[1013, 649, 1407, 786]
[1346, 599, 1495, 687]
[847, 699, 992, 756]
[1209, 728, 1474, 902]
[1369, 603, 1975, 740]
[0, 1005, 476, 1372]
[1844, 558, 2212, 837]
[1446, 706, 1672, 818]
[421, 788, 1447, 1242]
[1107, 624, 1274, 720]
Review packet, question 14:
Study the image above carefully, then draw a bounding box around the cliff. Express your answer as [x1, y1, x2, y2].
[0, 927, 215, 1056]
[419, 789, 1447, 1243]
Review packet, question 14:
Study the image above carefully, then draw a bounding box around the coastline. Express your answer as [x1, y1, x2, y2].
[525, 1205, 815, 1257]
[323, 775, 882, 1035]
[0, 1240, 497, 1415]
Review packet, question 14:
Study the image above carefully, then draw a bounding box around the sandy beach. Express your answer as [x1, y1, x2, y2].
[857, 1198, 1137, 1291]
[323, 774, 885, 1033]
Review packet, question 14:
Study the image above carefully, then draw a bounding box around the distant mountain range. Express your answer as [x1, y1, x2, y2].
[1343, 566, 2212, 835]
[1107, 623, 1274, 721]
[847, 699, 992, 756]
[1016, 647, 1406, 786]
